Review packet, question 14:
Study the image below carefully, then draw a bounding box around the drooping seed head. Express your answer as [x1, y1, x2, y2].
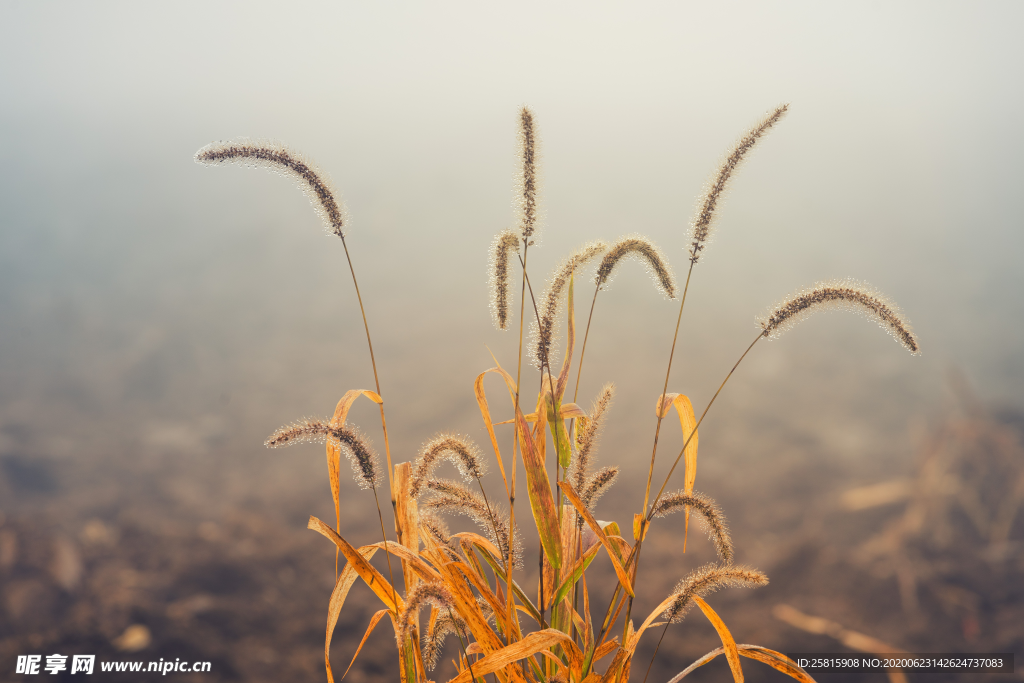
[652, 490, 733, 562]
[333, 425, 380, 491]
[266, 418, 380, 490]
[489, 229, 521, 330]
[265, 418, 333, 448]
[422, 609, 468, 670]
[514, 107, 541, 240]
[399, 582, 454, 644]
[758, 279, 919, 354]
[531, 241, 608, 369]
[410, 434, 486, 498]
[195, 139, 348, 238]
[689, 104, 789, 264]
[662, 563, 768, 623]
[594, 235, 676, 299]
[419, 512, 455, 553]
[422, 478, 521, 569]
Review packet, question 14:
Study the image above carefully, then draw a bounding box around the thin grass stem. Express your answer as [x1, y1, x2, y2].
[642, 261, 695, 512]
[647, 333, 762, 520]
[642, 621, 672, 683]
[339, 235, 399, 623]
[571, 285, 601, 404]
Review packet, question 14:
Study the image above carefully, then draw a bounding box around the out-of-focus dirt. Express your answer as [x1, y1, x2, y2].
[2, 402, 1022, 683]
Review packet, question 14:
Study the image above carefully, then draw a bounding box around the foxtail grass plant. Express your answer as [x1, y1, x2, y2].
[196, 103, 919, 683]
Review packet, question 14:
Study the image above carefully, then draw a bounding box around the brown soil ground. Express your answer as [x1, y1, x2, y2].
[2, 404, 1022, 683]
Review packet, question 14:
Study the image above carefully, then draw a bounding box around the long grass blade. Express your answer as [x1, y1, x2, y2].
[666, 646, 818, 683]
[558, 481, 634, 597]
[693, 596, 743, 683]
[446, 629, 574, 683]
[655, 393, 699, 547]
[324, 546, 379, 683]
[342, 609, 390, 680]
[308, 516, 403, 612]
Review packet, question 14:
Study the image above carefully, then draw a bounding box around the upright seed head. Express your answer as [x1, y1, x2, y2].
[194, 139, 348, 238]
[758, 279, 920, 354]
[489, 229, 521, 330]
[399, 582, 454, 644]
[570, 384, 615, 495]
[652, 490, 733, 562]
[514, 106, 541, 241]
[532, 241, 608, 369]
[581, 466, 619, 512]
[662, 563, 768, 623]
[410, 434, 487, 498]
[594, 235, 677, 298]
[689, 104, 789, 264]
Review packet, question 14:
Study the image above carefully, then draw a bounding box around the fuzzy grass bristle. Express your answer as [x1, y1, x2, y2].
[422, 609, 468, 671]
[515, 107, 540, 240]
[399, 582, 454, 644]
[489, 229, 520, 330]
[194, 139, 348, 238]
[581, 466, 619, 512]
[595, 235, 676, 298]
[265, 418, 333, 448]
[662, 564, 769, 623]
[532, 241, 607, 369]
[422, 478, 521, 569]
[266, 419, 379, 489]
[410, 434, 486, 498]
[334, 425, 381, 491]
[570, 384, 615, 495]
[689, 104, 788, 264]
[759, 279, 920, 354]
[652, 491, 733, 562]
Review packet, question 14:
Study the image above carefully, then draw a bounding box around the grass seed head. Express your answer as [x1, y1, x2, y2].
[532, 241, 608, 369]
[333, 425, 381, 491]
[195, 139, 348, 238]
[489, 229, 521, 330]
[514, 106, 541, 241]
[663, 563, 768, 623]
[689, 104, 788, 264]
[652, 490, 733, 562]
[595, 235, 677, 299]
[581, 466, 619, 512]
[423, 609, 468, 670]
[759, 279, 920, 354]
[422, 478, 521, 569]
[410, 434, 487, 498]
[399, 582, 454, 644]
[264, 418, 333, 448]
[570, 383, 615, 495]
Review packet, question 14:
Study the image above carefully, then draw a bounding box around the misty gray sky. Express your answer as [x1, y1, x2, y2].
[1, 2, 1022, 514]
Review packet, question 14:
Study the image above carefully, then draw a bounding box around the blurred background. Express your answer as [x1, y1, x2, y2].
[1, 2, 1022, 681]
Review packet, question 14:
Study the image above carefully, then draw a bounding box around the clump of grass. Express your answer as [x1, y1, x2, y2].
[196, 102, 918, 683]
